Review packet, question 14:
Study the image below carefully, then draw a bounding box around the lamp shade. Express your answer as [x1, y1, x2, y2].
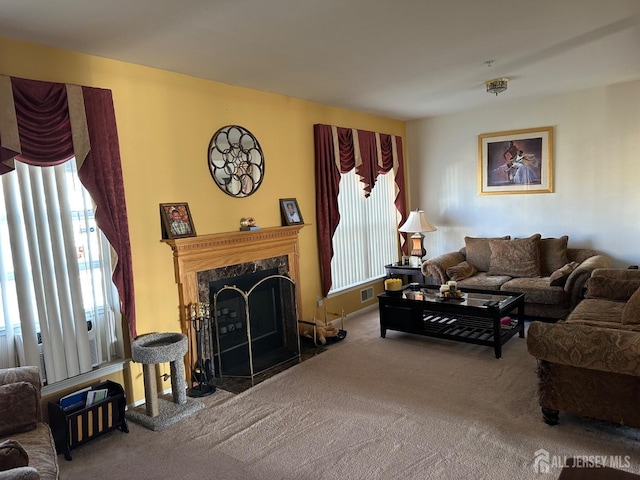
[398, 210, 437, 233]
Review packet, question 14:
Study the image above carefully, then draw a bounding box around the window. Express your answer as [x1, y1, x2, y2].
[329, 169, 399, 293]
[0, 158, 124, 384]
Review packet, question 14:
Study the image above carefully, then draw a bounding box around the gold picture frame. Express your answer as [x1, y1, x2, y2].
[478, 126, 554, 195]
[160, 203, 196, 239]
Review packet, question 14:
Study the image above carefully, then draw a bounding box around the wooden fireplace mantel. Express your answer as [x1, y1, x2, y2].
[164, 225, 305, 372]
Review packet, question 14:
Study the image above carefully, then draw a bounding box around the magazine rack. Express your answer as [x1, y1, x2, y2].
[48, 380, 128, 460]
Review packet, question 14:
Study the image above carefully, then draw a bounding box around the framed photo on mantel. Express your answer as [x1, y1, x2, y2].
[478, 126, 553, 195]
[160, 202, 196, 239]
[279, 198, 304, 226]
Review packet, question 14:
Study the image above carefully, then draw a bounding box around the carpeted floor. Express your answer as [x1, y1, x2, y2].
[59, 308, 640, 480]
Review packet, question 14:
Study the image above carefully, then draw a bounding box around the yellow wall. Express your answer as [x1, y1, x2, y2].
[1, 36, 405, 403]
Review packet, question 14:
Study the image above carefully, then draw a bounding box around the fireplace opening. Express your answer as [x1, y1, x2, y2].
[210, 270, 300, 381]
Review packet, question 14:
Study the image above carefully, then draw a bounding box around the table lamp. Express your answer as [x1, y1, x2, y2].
[398, 209, 437, 267]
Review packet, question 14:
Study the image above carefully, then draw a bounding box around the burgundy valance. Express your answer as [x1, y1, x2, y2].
[0, 75, 137, 339]
[314, 124, 408, 296]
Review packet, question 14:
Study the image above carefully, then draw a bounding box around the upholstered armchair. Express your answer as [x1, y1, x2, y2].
[527, 268, 640, 428]
[0, 367, 59, 480]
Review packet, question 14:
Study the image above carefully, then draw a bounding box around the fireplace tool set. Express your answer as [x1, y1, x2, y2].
[187, 303, 216, 397]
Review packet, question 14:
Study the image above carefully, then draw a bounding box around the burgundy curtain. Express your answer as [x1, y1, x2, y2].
[0, 76, 137, 339]
[4, 80, 74, 167]
[314, 124, 408, 297]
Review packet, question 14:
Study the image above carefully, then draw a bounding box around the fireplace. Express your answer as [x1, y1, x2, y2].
[163, 225, 305, 383]
[210, 269, 299, 380]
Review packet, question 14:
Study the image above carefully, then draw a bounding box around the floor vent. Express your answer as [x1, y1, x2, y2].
[360, 286, 374, 303]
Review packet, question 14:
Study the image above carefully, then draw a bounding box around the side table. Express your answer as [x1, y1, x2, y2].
[385, 263, 427, 285]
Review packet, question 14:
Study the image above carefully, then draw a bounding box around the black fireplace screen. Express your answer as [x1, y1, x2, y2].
[209, 272, 300, 380]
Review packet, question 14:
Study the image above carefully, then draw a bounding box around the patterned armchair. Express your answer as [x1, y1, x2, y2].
[527, 268, 640, 428]
[0, 367, 59, 480]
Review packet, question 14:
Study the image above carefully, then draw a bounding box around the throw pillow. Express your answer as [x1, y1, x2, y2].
[0, 439, 29, 472]
[585, 277, 640, 302]
[0, 382, 38, 437]
[622, 286, 640, 325]
[539, 235, 569, 276]
[446, 261, 478, 281]
[549, 261, 579, 286]
[464, 236, 510, 272]
[487, 234, 542, 278]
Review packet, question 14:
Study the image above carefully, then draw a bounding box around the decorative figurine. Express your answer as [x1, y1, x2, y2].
[240, 217, 260, 231]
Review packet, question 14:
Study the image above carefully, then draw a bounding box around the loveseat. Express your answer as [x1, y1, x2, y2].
[527, 268, 640, 428]
[0, 367, 59, 480]
[422, 234, 611, 320]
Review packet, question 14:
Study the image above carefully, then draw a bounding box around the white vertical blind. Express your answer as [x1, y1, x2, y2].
[330, 170, 398, 293]
[4, 165, 40, 370]
[0, 215, 16, 368]
[0, 158, 123, 384]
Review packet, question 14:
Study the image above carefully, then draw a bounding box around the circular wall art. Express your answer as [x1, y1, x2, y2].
[207, 125, 265, 197]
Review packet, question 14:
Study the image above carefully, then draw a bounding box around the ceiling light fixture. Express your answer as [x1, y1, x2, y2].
[486, 77, 508, 96]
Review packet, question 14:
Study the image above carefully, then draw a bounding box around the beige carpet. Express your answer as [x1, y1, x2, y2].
[59, 309, 640, 479]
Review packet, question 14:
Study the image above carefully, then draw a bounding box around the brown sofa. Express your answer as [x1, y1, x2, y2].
[527, 268, 640, 428]
[422, 234, 611, 320]
[0, 367, 59, 480]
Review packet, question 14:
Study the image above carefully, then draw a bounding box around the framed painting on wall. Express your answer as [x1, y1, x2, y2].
[478, 126, 554, 195]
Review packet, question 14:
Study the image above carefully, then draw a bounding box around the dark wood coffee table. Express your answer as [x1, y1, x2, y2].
[377, 285, 525, 358]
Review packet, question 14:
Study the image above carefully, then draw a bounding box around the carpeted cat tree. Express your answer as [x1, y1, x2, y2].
[127, 332, 204, 431]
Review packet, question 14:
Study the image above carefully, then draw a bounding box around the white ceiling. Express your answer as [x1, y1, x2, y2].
[2, 0, 639, 120]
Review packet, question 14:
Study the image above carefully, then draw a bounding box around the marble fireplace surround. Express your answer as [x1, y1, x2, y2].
[164, 225, 305, 372]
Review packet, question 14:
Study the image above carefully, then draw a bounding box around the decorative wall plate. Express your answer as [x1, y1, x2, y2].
[207, 125, 265, 197]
